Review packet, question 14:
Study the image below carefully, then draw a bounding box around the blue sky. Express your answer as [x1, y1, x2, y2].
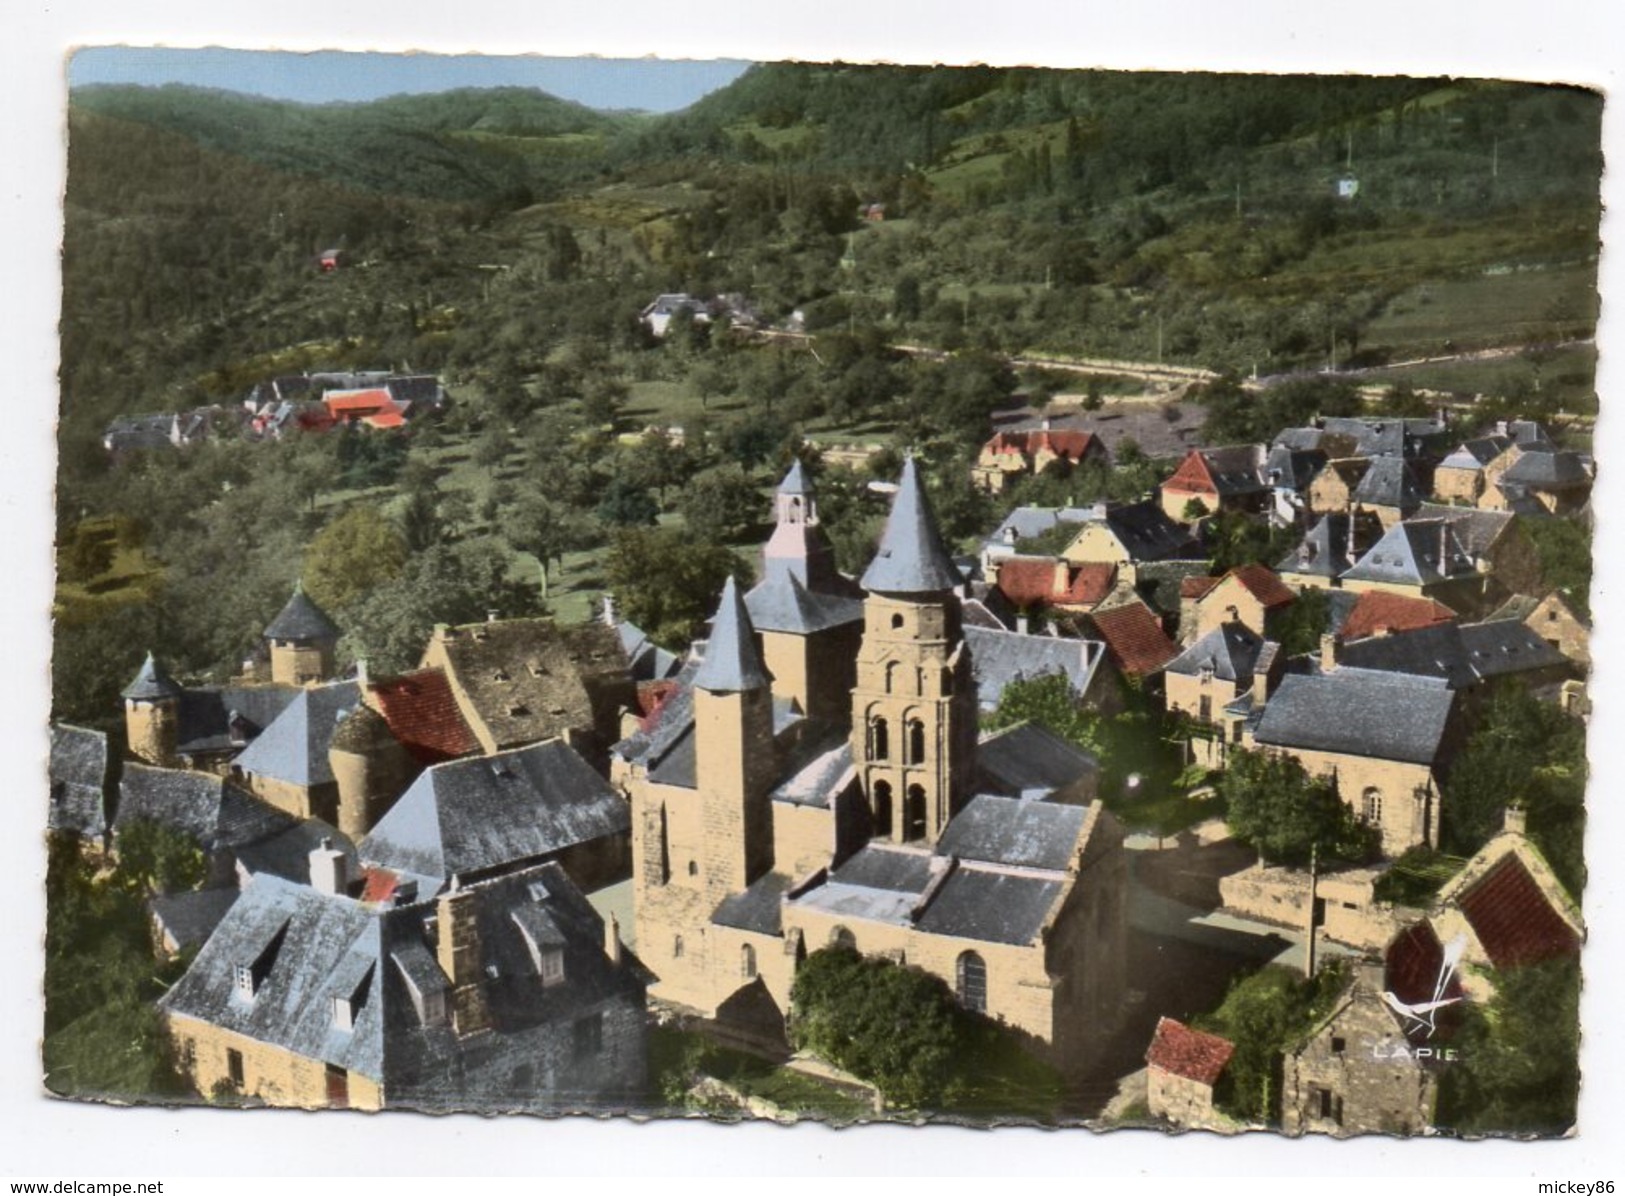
[68, 47, 751, 113]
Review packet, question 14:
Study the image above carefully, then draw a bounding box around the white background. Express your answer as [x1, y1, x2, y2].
[2, 0, 1621, 1181]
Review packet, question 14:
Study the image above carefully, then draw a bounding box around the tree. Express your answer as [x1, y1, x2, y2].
[603, 527, 751, 648]
[472, 422, 514, 480]
[1434, 957, 1580, 1137]
[113, 819, 207, 896]
[1525, 516, 1592, 620]
[1271, 586, 1330, 656]
[678, 465, 766, 544]
[1221, 747, 1378, 866]
[789, 946, 967, 1108]
[595, 478, 659, 528]
[302, 506, 409, 612]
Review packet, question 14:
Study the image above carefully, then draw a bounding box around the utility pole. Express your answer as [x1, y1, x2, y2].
[1304, 841, 1320, 980]
[1156, 313, 1164, 365]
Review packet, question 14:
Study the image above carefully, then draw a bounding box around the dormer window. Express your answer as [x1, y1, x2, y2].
[493, 669, 510, 682]
[540, 948, 565, 988]
[234, 921, 290, 1001]
[233, 964, 256, 999]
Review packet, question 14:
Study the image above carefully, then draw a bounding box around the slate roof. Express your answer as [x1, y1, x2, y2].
[613, 661, 700, 777]
[1351, 455, 1424, 511]
[360, 738, 630, 889]
[1340, 518, 1476, 587]
[1096, 501, 1202, 562]
[232, 681, 361, 788]
[1086, 604, 1178, 676]
[1252, 669, 1455, 765]
[778, 458, 812, 496]
[1320, 416, 1449, 459]
[771, 725, 857, 809]
[1339, 591, 1458, 643]
[745, 571, 864, 636]
[1336, 620, 1569, 689]
[49, 724, 111, 839]
[860, 458, 961, 595]
[1165, 623, 1266, 682]
[1438, 436, 1511, 471]
[425, 617, 635, 754]
[122, 653, 183, 701]
[1146, 1017, 1234, 1086]
[159, 861, 644, 1105]
[963, 626, 1102, 713]
[914, 867, 1065, 946]
[149, 888, 241, 953]
[712, 873, 791, 936]
[232, 819, 357, 887]
[937, 794, 1088, 869]
[115, 763, 299, 851]
[175, 685, 303, 758]
[365, 668, 480, 764]
[614, 619, 683, 682]
[1414, 502, 1516, 557]
[1165, 445, 1267, 497]
[1457, 855, 1582, 969]
[976, 723, 1099, 802]
[1264, 445, 1328, 492]
[984, 505, 1097, 553]
[693, 577, 771, 692]
[263, 584, 341, 642]
[1501, 449, 1591, 490]
[1276, 512, 1380, 579]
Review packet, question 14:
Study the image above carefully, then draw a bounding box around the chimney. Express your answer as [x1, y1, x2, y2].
[601, 593, 619, 627]
[1504, 805, 1528, 836]
[605, 913, 623, 966]
[436, 889, 492, 1037]
[1016, 613, 1031, 636]
[1041, 417, 1052, 432]
[486, 609, 500, 623]
[356, 657, 370, 693]
[1320, 632, 1340, 673]
[309, 837, 349, 896]
[1053, 559, 1071, 597]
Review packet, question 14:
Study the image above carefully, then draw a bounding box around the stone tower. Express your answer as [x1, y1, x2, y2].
[122, 652, 182, 766]
[328, 703, 415, 840]
[850, 458, 975, 847]
[693, 576, 777, 906]
[746, 460, 864, 724]
[263, 581, 341, 687]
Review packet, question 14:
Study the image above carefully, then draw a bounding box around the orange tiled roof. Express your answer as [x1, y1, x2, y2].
[1223, 564, 1297, 610]
[1089, 603, 1178, 676]
[1181, 574, 1222, 601]
[1146, 1017, 1234, 1086]
[368, 667, 480, 765]
[1458, 855, 1581, 970]
[1029, 429, 1099, 461]
[1339, 591, 1458, 643]
[995, 557, 1115, 609]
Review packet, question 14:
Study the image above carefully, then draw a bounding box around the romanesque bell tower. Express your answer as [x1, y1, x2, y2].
[850, 458, 976, 847]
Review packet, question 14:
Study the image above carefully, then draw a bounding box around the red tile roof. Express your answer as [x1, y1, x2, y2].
[326, 388, 396, 413]
[995, 557, 1115, 609]
[359, 866, 400, 905]
[1339, 591, 1458, 643]
[1146, 1017, 1234, 1086]
[1181, 574, 1222, 601]
[1458, 854, 1581, 970]
[982, 431, 1029, 460]
[1029, 429, 1100, 462]
[1222, 564, 1297, 611]
[1385, 921, 1458, 1008]
[636, 680, 680, 730]
[368, 667, 480, 765]
[1088, 603, 1178, 676]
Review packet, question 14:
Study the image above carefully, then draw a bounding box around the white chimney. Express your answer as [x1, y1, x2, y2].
[605, 913, 623, 966]
[310, 837, 349, 896]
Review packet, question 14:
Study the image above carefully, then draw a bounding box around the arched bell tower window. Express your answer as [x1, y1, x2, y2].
[907, 719, 926, 765]
[885, 661, 901, 694]
[869, 716, 890, 761]
[905, 785, 927, 841]
[890, 612, 905, 630]
[873, 781, 893, 839]
[956, 951, 987, 1014]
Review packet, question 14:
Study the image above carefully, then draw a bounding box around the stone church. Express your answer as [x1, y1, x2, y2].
[613, 459, 1126, 1076]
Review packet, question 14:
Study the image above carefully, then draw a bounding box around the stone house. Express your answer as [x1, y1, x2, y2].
[1337, 591, 1458, 644]
[1338, 517, 1485, 614]
[159, 860, 648, 1111]
[1307, 459, 1370, 516]
[1159, 445, 1269, 521]
[1145, 1017, 1236, 1131]
[1281, 964, 1437, 1137]
[358, 737, 631, 898]
[979, 504, 1098, 569]
[1083, 602, 1179, 684]
[1488, 590, 1590, 670]
[1484, 449, 1593, 516]
[615, 460, 1127, 1077]
[1333, 618, 1572, 702]
[1163, 622, 1270, 738]
[972, 425, 1107, 493]
[1249, 666, 1460, 856]
[1181, 564, 1298, 644]
[1432, 436, 1510, 504]
[1060, 500, 1202, 588]
[990, 555, 1118, 620]
[1273, 511, 1383, 591]
[49, 724, 113, 848]
[1350, 456, 1426, 530]
[229, 680, 362, 827]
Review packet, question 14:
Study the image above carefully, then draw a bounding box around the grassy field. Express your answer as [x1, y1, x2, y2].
[1363, 342, 1598, 412]
[53, 516, 165, 623]
[1362, 261, 1598, 356]
[648, 1025, 871, 1121]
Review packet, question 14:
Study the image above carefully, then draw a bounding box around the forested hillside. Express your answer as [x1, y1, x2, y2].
[55, 65, 1604, 733]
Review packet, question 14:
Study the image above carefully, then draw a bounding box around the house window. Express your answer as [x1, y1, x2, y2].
[1198, 695, 1212, 723]
[233, 964, 255, 999]
[572, 1013, 604, 1061]
[332, 995, 355, 1032]
[687, 860, 698, 878]
[1362, 788, 1383, 825]
[741, 944, 758, 980]
[1332, 1036, 1347, 1055]
[540, 948, 565, 988]
[956, 951, 988, 1014]
[890, 613, 905, 630]
[226, 1048, 245, 1090]
[673, 934, 684, 959]
[1231, 720, 1243, 743]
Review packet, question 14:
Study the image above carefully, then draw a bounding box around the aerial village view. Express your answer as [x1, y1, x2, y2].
[43, 49, 1599, 1140]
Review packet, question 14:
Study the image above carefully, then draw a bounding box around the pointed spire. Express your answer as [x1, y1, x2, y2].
[122, 652, 182, 701]
[693, 576, 770, 693]
[860, 457, 961, 595]
[777, 458, 813, 496]
[264, 580, 341, 642]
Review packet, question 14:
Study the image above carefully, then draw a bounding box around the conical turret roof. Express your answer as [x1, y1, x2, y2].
[859, 457, 961, 595]
[122, 652, 182, 701]
[264, 581, 341, 642]
[692, 576, 771, 693]
[777, 458, 813, 496]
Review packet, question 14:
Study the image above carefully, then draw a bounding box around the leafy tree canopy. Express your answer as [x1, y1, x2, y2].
[1221, 747, 1379, 867]
[302, 505, 409, 612]
[602, 527, 751, 649]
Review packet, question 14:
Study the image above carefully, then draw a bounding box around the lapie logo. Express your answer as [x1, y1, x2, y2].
[1380, 932, 1467, 1040]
